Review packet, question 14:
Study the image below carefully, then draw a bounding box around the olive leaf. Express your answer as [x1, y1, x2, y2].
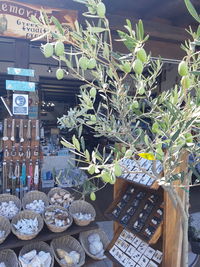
[184, 0, 200, 23]
[51, 16, 64, 35]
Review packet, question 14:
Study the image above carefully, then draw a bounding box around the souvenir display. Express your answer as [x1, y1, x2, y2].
[19, 249, 52, 267]
[88, 233, 106, 258]
[105, 184, 163, 241]
[48, 188, 74, 208]
[25, 200, 46, 214]
[108, 229, 163, 267]
[0, 201, 19, 219]
[2, 119, 40, 197]
[44, 208, 72, 227]
[119, 158, 163, 188]
[56, 249, 80, 265]
[13, 218, 38, 235]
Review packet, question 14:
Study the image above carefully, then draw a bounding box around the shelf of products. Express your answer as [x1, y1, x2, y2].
[0, 222, 98, 250]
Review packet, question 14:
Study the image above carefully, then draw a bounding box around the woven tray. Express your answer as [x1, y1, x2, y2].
[0, 249, 18, 267]
[0, 194, 21, 220]
[19, 241, 54, 267]
[43, 205, 73, 233]
[69, 200, 96, 226]
[79, 229, 110, 260]
[11, 210, 44, 240]
[51, 235, 85, 267]
[0, 216, 11, 244]
[22, 190, 49, 214]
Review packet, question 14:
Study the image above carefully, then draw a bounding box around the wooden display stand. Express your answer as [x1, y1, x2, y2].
[112, 160, 187, 267]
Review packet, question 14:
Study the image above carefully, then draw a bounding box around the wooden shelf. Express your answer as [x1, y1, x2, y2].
[0, 222, 98, 250]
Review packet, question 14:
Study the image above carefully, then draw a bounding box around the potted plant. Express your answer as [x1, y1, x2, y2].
[31, 0, 200, 266]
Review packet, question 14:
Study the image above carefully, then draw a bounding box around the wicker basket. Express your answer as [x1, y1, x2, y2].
[43, 205, 73, 233]
[69, 200, 96, 226]
[51, 235, 85, 267]
[0, 194, 21, 220]
[0, 249, 18, 267]
[79, 229, 110, 260]
[0, 216, 11, 244]
[11, 210, 44, 240]
[48, 188, 73, 208]
[22, 190, 49, 214]
[19, 241, 54, 267]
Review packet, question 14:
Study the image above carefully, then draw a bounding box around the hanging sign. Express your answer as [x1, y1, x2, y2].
[13, 93, 28, 115]
[7, 67, 34, 77]
[0, 0, 77, 40]
[6, 80, 35, 91]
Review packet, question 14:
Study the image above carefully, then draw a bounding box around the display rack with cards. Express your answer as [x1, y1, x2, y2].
[105, 183, 163, 243]
[107, 228, 163, 267]
[119, 158, 163, 190]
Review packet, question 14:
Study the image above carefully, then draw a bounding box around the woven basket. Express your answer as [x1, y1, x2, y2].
[69, 200, 96, 226]
[51, 235, 85, 267]
[79, 229, 110, 260]
[0, 216, 11, 244]
[0, 249, 18, 267]
[22, 190, 49, 214]
[43, 205, 73, 233]
[19, 241, 54, 267]
[48, 188, 73, 208]
[11, 210, 44, 240]
[0, 194, 21, 220]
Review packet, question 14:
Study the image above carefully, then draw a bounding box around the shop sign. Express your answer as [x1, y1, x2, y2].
[7, 67, 34, 77]
[0, 0, 77, 40]
[6, 80, 35, 91]
[13, 93, 28, 115]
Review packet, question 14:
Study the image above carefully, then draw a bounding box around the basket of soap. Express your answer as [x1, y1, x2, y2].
[0, 194, 21, 220]
[0, 216, 11, 244]
[44, 205, 73, 233]
[11, 210, 44, 240]
[48, 188, 74, 208]
[22, 190, 49, 214]
[0, 249, 18, 267]
[69, 200, 96, 226]
[51, 235, 85, 267]
[19, 241, 54, 267]
[79, 229, 109, 260]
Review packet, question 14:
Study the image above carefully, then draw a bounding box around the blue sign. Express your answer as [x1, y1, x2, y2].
[6, 80, 35, 92]
[7, 67, 34, 77]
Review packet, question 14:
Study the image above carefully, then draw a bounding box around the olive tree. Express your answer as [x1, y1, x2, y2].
[31, 0, 200, 265]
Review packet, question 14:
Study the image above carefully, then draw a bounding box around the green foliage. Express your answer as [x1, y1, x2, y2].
[35, 0, 200, 197]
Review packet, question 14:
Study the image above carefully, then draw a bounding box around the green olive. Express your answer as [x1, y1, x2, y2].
[88, 58, 96, 69]
[90, 192, 96, 201]
[79, 56, 89, 70]
[56, 68, 64, 80]
[43, 43, 54, 58]
[181, 75, 191, 90]
[136, 48, 147, 63]
[133, 59, 143, 74]
[97, 2, 106, 18]
[55, 41, 65, 56]
[178, 61, 188, 76]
